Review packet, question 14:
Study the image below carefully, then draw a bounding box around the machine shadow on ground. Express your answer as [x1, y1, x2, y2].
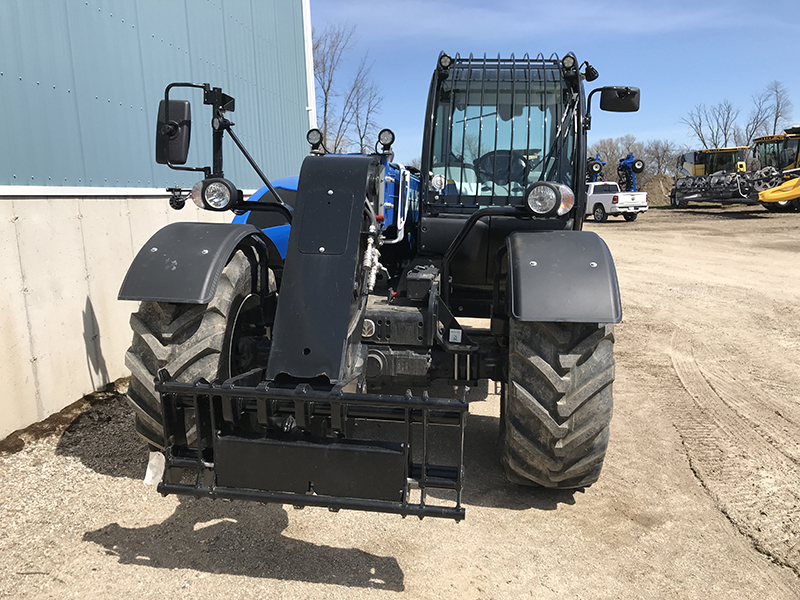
[83, 496, 405, 590]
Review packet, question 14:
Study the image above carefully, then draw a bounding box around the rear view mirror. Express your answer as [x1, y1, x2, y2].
[599, 87, 640, 112]
[155, 100, 191, 165]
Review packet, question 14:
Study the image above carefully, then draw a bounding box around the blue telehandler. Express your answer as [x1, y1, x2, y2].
[119, 53, 639, 520]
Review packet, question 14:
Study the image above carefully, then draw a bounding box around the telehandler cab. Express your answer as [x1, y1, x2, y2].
[119, 53, 640, 520]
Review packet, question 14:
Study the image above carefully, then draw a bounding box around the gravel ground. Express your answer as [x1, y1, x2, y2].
[1, 204, 799, 599]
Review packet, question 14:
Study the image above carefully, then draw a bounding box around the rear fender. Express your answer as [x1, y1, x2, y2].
[506, 230, 621, 323]
[118, 222, 282, 304]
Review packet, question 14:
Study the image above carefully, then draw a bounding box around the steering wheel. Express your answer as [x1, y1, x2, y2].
[475, 150, 531, 186]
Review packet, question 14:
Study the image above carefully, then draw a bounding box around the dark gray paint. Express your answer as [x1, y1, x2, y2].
[506, 230, 622, 323]
[118, 222, 272, 304]
[266, 155, 379, 382]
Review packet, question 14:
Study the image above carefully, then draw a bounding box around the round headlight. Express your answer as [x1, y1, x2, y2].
[439, 54, 453, 69]
[562, 54, 576, 69]
[204, 181, 232, 209]
[526, 184, 558, 214]
[306, 128, 323, 146]
[524, 182, 575, 216]
[431, 173, 446, 191]
[191, 178, 238, 211]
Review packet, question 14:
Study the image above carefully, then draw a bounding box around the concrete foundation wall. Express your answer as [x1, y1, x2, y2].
[1, 188, 229, 440]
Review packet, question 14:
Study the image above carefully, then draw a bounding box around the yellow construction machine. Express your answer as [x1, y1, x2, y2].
[753, 128, 800, 212]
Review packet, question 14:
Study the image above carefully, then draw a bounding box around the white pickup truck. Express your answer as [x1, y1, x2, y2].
[585, 181, 648, 222]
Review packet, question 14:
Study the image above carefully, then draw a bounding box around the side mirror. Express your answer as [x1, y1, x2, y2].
[155, 100, 191, 165]
[599, 86, 640, 112]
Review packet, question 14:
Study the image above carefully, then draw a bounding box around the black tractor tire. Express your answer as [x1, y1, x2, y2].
[500, 321, 615, 489]
[674, 194, 689, 208]
[125, 248, 272, 449]
[632, 159, 645, 173]
[761, 200, 799, 213]
[592, 204, 607, 222]
[623, 213, 638, 222]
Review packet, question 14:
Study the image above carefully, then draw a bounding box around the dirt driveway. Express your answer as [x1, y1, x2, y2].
[1, 205, 799, 599]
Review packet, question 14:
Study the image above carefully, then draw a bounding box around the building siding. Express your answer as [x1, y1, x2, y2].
[0, 0, 313, 190]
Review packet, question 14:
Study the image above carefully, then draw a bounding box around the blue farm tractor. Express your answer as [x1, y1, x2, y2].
[119, 53, 639, 520]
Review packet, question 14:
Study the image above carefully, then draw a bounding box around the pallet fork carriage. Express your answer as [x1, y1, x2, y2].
[119, 53, 640, 520]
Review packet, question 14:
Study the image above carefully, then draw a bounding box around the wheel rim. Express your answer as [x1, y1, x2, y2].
[594, 207, 604, 221]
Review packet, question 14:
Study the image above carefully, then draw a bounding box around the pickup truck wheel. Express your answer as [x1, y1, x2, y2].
[125, 248, 274, 449]
[592, 204, 607, 222]
[623, 213, 638, 222]
[500, 321, 615, 488]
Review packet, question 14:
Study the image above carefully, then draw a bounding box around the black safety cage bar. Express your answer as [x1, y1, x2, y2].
[421, 53, 579, 213]
[155, 369, 468, 520]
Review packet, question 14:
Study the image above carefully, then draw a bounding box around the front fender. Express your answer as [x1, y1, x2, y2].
[118, 222, 281, 304]
[506, 230, 622, 323]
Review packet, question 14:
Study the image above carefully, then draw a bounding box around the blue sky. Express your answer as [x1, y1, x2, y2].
[310, 0, 799, 165]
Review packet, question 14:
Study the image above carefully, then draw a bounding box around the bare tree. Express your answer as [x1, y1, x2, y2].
[313, 24, 384, 154]
[642, 139, 679, 178]
[313, 24, 354, 152]
[736, 90, 771, 145]
[764, 80, 793, 135]
[351, 58, 383, 153]
[616, 134, 642, 157]
[682, 101, 740, 149]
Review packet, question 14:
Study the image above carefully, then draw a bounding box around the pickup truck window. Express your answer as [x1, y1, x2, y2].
[590, 184, 618, 194]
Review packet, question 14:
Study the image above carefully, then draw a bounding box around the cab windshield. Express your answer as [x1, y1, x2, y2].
[430, 59, 574, 207]
[755, 138, 800, 171]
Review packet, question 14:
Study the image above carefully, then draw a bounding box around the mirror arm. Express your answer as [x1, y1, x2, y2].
[584, 88, 601, 132]
[163, 82, 211, 178]
[222, 122, 288, 213]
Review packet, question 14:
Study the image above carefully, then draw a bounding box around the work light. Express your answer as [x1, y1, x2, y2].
[192, 178, 239, 211]
[306, 128, 323, 146]
[378, 128, 395, 149]
[524, 182, 575, 216]
[431, 173, 446, 191]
